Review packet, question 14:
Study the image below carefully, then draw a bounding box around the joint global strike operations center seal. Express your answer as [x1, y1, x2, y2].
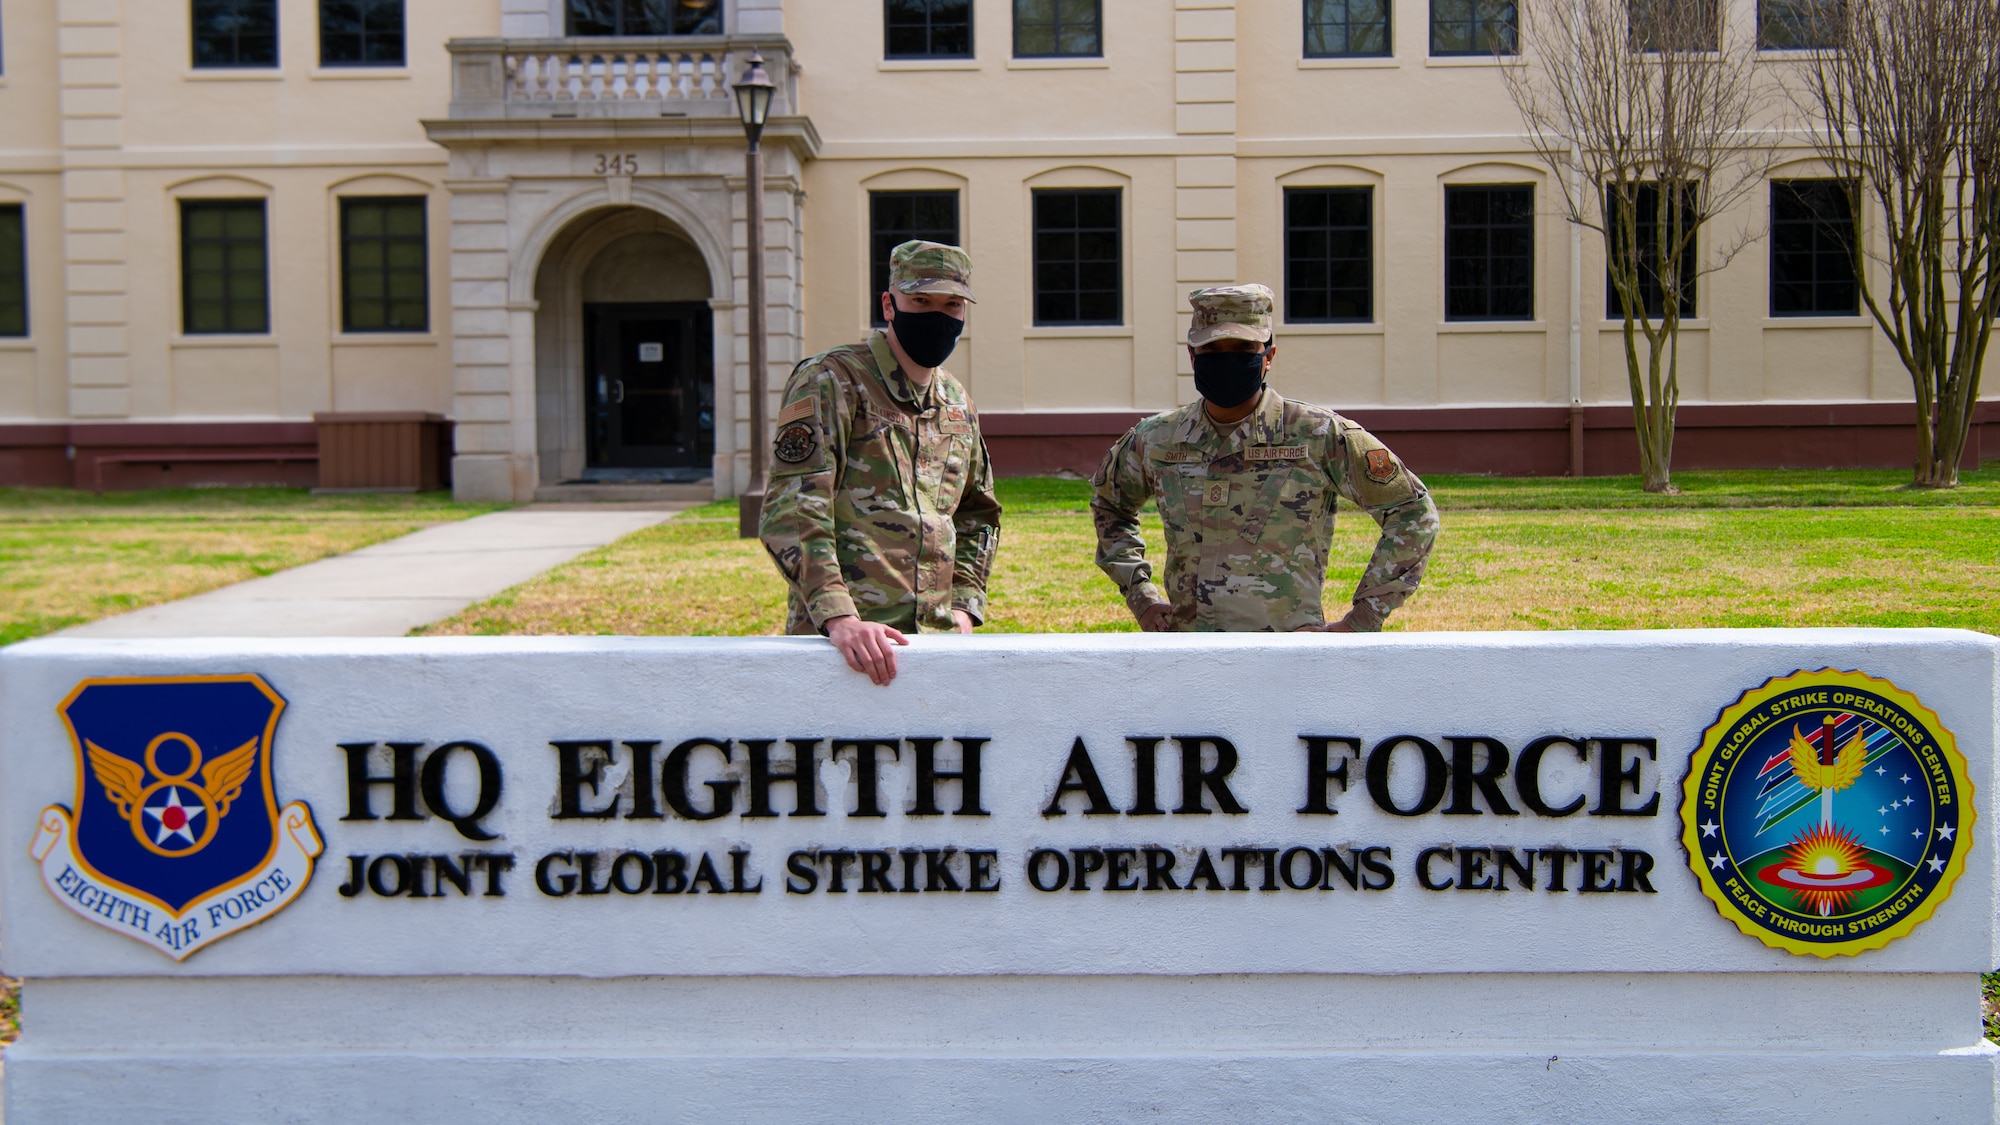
[1683, 668, 1974, 957]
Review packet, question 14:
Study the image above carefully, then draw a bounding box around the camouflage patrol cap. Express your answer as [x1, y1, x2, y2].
[889, 240, 977, 302]
[1187, 284, 1275, 346]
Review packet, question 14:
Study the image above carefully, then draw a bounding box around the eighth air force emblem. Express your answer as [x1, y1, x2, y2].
[1683, 668, 1974, 957]
[29, 674, 323, 959]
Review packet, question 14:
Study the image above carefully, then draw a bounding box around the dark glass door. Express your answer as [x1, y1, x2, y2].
[585, 301, 713, 471]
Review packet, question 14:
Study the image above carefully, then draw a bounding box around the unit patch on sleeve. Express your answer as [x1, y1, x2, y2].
[773, 421, 819, 464]
[1364, 448, 1399, 484]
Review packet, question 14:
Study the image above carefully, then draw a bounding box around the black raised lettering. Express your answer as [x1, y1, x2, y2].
[1593, 738, 1661, 817]
[663, 738, 738, 821]
[1578, 849, 1618, 892]
[1445, 737, 1518, 816]
[421, 741, 503, 841]
[1298, 735, 1360, 815]
[535, 852, 576, 896]
[1366, 736, 1448, 816]
[1027, 849, 1069, 892]
[551, 741, 619, 820]
[1494, 847, 1535, 891]
[1103, 848, 1140, 891]
[1069, 847, 1105, 890]
[1619, 849, 1657, 893]
[1416, 846, 1454, 890]
[910, 737, 989, 816]
[786, 850, 818, 894]
[1516, 736, 1589, 817]
[1176, 737, 1248, 815]
[1043, 738, 1119, 816]
[624, 741, 662, 819]
[743, 739, 825, 817]
[341, 742, 422, 821]
[1129, 737, 1165, 816]
[833, 739, 900, 817]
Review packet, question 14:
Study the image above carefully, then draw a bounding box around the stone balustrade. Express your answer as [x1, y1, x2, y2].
[445, 35, 796, 120]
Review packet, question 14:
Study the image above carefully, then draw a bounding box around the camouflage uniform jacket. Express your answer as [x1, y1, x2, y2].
[759, 330, 1002, 635]
[1090, 390, 1438, 632]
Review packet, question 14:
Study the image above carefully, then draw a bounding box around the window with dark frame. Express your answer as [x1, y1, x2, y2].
[1032, 189, 1121, 326]
[1014, 0, 1102, 58]
[1758, 0, 1842, 50]
[1628, 0, 1719, 51]
[1285, 187, 1373, 323]
[192, 0, 279, 69]
[181, 199, 270, 335]
[565, 0, 724, 36]
[0, 205, 25, 338]
[1429, 0, 1517, 56]
[886, 0, 972, 59]
[1305, 0, 1391, 58]
[870, 191, 961, 326]
[320, 0, 405, 67]
[340, 197, 429, 333]
[1444, 184, 1534, 321]
[1605, 182, 1699, 319]
[1769, 179, 1859, 317]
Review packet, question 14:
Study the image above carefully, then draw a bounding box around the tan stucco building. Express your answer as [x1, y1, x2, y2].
[0, 0, 1991, 500]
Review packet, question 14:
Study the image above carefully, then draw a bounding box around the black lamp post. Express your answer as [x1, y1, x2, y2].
[734, 51, 775, 538]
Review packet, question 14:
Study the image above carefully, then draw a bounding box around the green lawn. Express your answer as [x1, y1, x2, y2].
[422, 467, 2000, 637]
[0, 488, 504, 645]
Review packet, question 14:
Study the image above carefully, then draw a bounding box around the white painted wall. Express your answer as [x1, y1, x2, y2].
[1, 630, 1996, 1122]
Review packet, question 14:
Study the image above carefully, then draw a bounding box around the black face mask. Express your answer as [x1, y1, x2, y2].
[886, 301, 966, 370]
[1191, 348, 1269, 408]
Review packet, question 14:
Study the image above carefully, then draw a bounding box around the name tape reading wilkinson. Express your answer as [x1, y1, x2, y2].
[7, 637, 1986, 965]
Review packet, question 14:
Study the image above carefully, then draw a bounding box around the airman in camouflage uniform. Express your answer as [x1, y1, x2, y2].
[1091, 284, 1438, 632]
[759, 240, 1001, 682]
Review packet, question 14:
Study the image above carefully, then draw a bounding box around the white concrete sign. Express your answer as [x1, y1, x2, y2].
[2, 630, 1996, 1123]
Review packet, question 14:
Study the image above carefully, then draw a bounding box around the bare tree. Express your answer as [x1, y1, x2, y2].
[1790, 0, 2000, 488]
[1503, 0, 1774, 492]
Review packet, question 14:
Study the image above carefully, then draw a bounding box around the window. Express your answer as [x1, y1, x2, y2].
[1629, 0, 1719, 51]
[0, 205, 25, 338]
[1285, 188, 1373, 323]
[192, 0, 278, 68]
[566, 0, 723, 36]
[887, 0, 972, 59]
[180, 200, 269, 335]
[1032, 189, 1120, 325]
[340, 197, 428, 333]
[321, 0, 404, 67]
[1306, 0, 1390, 58]
[1014, 0, 1101, 58]
[1430, 0, 1516, 56]
[1759, 0, 1841, 50]
[1769, 179, 1858, 316]
[1444, 185, 1534, 321]
[1606, 183, 1698, 318]
[870, 191, 960, 326]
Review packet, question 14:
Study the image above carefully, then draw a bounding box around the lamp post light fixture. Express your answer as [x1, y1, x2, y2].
[734, 51, 776, 538]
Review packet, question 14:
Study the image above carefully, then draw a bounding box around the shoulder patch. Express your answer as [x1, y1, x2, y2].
[775, 397, 817, 427]
[773, 421, 819, 465]
[1364, 448, 1399, 484]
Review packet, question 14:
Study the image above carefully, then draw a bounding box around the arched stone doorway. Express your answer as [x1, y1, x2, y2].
[532, 207, 716, 486]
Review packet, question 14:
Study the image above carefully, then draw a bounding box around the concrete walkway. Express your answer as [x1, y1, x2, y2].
[57, 502, 689, 639]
